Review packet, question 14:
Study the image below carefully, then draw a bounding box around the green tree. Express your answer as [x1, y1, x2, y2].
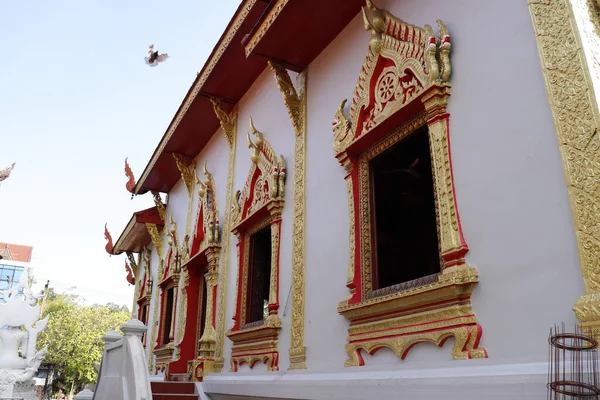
[38, 295, 130, 393]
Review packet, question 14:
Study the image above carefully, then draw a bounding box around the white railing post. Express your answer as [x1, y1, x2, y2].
[121, 318, 152, 400]
[74, 388, 94, 400]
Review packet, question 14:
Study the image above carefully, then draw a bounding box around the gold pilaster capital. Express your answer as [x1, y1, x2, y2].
[152, 191, 167, 221]
[172, 153, 196, 197]
[210, 98, 237, 148]
[268, 60, 305, 135]
[145, 223, 164, 258]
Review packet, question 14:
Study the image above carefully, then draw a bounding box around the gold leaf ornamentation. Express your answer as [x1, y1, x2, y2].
[529, 0, 600, 336]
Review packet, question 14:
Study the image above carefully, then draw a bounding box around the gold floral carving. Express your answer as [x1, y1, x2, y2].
[269, 63, 308, 369]
[227, 119, 285, 372]
[134, 0, 257, 191]
[332, 2, 486, 365]
[244, 0, 290, 57]
[210, 98, 236, 148]
[145, 223, 164, 258]
[529, 0, 600, 336]
[214, 106, 238, 372]
[173, 153, 196, 198]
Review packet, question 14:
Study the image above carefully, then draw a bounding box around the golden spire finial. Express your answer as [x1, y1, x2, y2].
[203, 161, 212, 186]
[248, 116, 264, 148]
[195, 170, 206, 198]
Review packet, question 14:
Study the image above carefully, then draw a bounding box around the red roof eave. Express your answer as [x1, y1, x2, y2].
[111, 206, 164, 254]
[133, 0, 270, 195]
[133, 0, 364, 195]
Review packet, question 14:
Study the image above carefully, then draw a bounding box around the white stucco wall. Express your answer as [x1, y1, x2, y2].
[139, 0, 586, 386]
[302, 0, 584, 371]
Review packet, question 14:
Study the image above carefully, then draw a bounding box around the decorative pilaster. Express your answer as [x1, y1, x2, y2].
[269, 61, 308, 369]
[212, 104, 238, 372]
[529, 0, 600, 337]
[173, 153, 196, 198]
[421, 86, 468, 270]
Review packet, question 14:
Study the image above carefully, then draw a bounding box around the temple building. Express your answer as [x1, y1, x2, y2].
[103, 0, 600, 398]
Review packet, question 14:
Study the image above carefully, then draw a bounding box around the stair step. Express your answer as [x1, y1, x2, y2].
[152, 394, 198, 400]
[151, 382, 196, 395]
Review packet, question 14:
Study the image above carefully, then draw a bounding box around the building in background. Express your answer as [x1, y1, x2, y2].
[0, 242, 33, 290]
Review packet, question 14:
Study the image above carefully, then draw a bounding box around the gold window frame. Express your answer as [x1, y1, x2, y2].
[226, 117, 286, 372]
[332, 1, 486, 366]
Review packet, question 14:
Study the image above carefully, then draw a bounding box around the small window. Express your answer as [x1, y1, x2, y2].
[246, 226, 272, 324]
[140, 305, 148, 325]
[199, 277, 208, 339]
[370, 126, 440, 291]
[163, 287, 174, 345]
[140, 305, 148, 344]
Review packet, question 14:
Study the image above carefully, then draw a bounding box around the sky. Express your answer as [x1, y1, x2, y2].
[0, 0, 240, 308]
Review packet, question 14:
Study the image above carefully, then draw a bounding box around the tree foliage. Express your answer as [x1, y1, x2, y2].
[37, 293, 130, 391]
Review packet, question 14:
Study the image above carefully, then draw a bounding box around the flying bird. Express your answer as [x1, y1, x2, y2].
[145, 44, 169, 67]
[0, 163, 15, 183]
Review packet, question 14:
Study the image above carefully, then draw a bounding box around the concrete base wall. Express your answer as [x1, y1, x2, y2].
[199, 362, 548, 400]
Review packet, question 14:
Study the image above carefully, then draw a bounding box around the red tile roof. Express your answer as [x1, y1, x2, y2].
[0, 243, 33, 262]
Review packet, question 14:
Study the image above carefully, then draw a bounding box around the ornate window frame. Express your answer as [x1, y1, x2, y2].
[332, 1, 486, 366]
[137, 250, 152, 347]
[154, 216, 181, 375]
[226, 117, 286, 372]
[183, 162, 223, 382]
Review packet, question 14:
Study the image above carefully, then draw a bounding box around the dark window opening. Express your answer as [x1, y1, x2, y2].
[199, 276, 208, 340]
[140, 305, 148, 325]
[140, 305, 148, 344]
[246, 225, 272, 324]
[162, 287, 174, 345]
[370, 126, 441, 291]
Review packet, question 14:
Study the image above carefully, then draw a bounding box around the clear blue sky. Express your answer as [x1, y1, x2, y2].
[0, 0, 239, 307]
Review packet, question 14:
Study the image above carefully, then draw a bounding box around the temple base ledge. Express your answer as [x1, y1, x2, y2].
[198, 361, 548, 399]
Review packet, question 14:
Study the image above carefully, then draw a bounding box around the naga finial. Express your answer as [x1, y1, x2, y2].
[247, 116, 263, 165]
[195, 170, 206, 197]
[169, 214, 177, 238]
[436, 20, 451, 82]
[124, 158, 136, 195]
[104, 223, 113, 255]
[248, 116, 264, 148]
[361, 7, 383, 53]
[203, 161, 212, 186]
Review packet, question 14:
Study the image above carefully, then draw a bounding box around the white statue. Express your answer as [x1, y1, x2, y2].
[0, 267, 49, 399]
